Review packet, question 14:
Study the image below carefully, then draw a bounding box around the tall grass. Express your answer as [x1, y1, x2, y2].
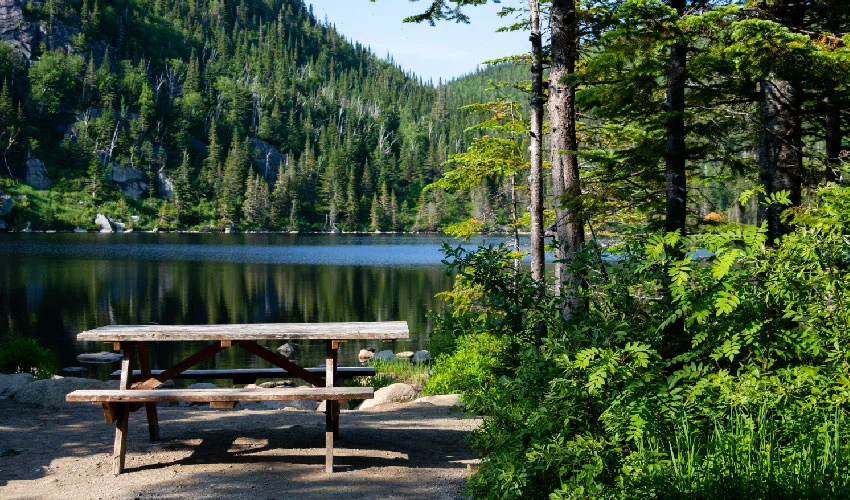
[639, 406, 850, 498]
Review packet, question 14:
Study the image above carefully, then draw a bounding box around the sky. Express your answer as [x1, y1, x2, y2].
[306, 0, 527, 84]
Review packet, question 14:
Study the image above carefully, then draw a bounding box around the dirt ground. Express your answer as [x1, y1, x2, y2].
[0, 399, 480, 499]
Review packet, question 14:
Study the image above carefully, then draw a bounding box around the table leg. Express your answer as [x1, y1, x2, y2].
[114, 342, 136, 475]
[137, 343, 160, 441]
[324, 340, 339, 473]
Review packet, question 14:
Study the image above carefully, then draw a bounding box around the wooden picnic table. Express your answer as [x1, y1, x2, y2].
[66, 321, 409, 475]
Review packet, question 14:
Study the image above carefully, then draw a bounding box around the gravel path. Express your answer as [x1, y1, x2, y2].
[0, 398, 480, 499]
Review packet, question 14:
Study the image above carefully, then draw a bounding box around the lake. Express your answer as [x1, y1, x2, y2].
[0, 233, 509, 380]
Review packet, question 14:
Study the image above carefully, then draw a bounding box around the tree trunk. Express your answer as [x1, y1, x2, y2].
[661, 0, 688, 359]
[759, 76, 803, 243]
[528, 0, 545, 282]
[549, 0, 584, 318]
[825, 95, 841, 183]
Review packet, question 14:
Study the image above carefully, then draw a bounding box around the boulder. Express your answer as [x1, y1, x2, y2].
[411, 350, 433, 364]
[395, 351, 415, 360]
[0, 194, 12, 216]
[94, 213, 113, 232]
[258, 381, 297, 388]
[358, 383, 420, 410]
[0, 373, 34, 399]
[277, 343, 295, 357]
[413, 394, 462, 407]
[14, 377, 109, 408]
[372, 349, 396, 362]
[76, 351, 123, 363]
[25, 158, 51, 190]
[73, 227, 87, 233]
[358, 349, 375, 361]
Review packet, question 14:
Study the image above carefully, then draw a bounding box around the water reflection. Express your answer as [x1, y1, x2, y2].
[0, 233, 507, 379]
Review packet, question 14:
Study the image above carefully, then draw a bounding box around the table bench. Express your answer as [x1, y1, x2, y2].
[108, 366, 377, 385]
[65, 321, 409, 475]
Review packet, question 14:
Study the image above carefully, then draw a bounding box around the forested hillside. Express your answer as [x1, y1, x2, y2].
[0, 0, 511, 232]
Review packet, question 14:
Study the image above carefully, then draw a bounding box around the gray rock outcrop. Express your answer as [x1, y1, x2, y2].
[395, 351, 415, 360]
[250, 138, 285, 183]
[0, 194, 12, 216]
[25, 158, 52, 189]
[0, 1, 81, 61]
[13, 376, 109, 408]
[358, 383, 420, 410]
[0, 373, 34, 399]
[158, 172, 174, 199]
[110, 164, 148, 198]
[94, 213, 113, 232]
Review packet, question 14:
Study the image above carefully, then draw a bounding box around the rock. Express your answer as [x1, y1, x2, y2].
[395, 351, 415, 360]
[411, 350, 433, 364]
[250, 138, 286, 183]
[372, 349, 396, 362]
[0, 194, 12, 216]
[14, 377, 109, 408]
[0, 373, 34, 399]
[277, 343, 294, 357]
[329, 225, 341, 234]
[0, 219, 6, 231]
[158, 172, 174, 199]
[94, 213, 113, 233]
[186, 383, 219, 389]
[60, 366, 87, 376]
[20, 221, 31, 232]
[76, 351, 122, 363]
[358, 349, 375, 361]
[110, 163, 145, 184]
[358, 383, 420, 410]
[238, 399, 318, 411]
[130, 215, 140, 222]
[413, 394, 462, 407]
[73, 227, 86, 232]
[25, 158, 51, 190]
[181, 383, 220, 406]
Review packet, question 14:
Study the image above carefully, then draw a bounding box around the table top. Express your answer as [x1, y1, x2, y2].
[77, 321, 410, 342]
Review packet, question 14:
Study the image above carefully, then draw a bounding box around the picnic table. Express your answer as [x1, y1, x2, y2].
[65, 321, 409, 475]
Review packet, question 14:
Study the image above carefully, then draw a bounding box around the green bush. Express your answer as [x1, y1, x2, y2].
[0, 336, 55, 379]
[431, 184, 850, 499]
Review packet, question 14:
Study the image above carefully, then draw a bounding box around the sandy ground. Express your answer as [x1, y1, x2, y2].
[0, 399, 480, 499]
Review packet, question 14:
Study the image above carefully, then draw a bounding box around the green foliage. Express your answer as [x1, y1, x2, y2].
[0, 336, 55, 379]
[431, 184, 850, 498]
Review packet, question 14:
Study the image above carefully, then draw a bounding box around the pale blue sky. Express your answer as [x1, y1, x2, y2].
[306, 0, 528, 84]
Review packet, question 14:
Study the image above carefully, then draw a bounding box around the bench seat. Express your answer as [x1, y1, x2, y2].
[108, 366, 375, 384]
[66, 387, 373, 404]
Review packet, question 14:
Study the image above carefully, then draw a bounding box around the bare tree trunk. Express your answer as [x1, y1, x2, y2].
[759, 76, 803, 243]
[528, 0, 545, 282]
[549, 0, 584, 318]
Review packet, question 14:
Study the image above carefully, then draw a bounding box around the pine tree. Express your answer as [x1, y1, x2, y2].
[173, 151, 192, 223]
[203, 119, 221, 191]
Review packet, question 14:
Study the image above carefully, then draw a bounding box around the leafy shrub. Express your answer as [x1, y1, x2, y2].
[432, 184, 850, 499]
[0, 336, 55, 379]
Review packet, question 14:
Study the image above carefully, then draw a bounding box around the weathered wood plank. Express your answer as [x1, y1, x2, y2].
[77, 321, 410, 342]
[109, 367, 376, 381]
[210, 401, 237, 409]
[66, 387, 374, 403]
[235, 340, 325, 387]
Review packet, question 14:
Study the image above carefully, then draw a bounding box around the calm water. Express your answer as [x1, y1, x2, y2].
[0, 233, 509, 380]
